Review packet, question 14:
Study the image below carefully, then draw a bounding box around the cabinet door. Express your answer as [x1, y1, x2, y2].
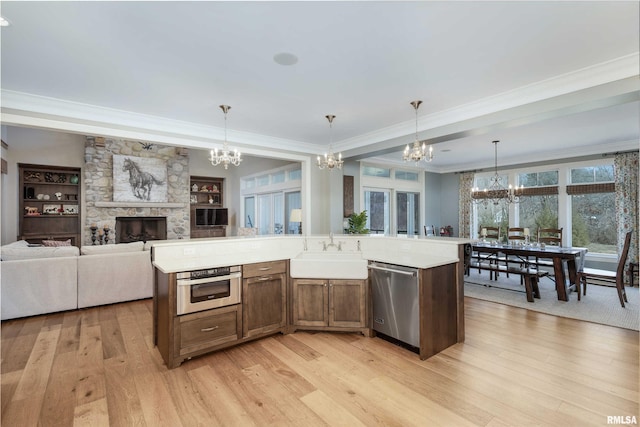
[243, 273, 286, 338]
[292, 279, 328, 327]
[179, 308, 240, 356]
[329, 280, 367, 328]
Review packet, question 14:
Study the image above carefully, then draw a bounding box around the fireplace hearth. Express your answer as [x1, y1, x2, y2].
[116, 217, 167, 243]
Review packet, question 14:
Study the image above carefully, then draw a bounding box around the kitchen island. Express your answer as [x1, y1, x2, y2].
[152, 235, 470, 368]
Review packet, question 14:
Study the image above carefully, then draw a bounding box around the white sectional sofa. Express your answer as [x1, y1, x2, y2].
[1, 241, 153, 320]
[1, 241, 79, 320]
[77, 242, 153, 309]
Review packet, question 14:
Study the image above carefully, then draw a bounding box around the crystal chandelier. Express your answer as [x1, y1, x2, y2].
[210, 105, 242, 170]
[317, 115, 343, 170]
[471, 140, 523, 206]
[403, 100, 433, 163]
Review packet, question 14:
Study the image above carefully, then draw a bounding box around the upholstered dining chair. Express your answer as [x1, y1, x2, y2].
[578, 230, 633, 307]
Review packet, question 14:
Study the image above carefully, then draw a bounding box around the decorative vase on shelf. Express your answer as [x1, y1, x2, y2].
[192, 184, 198, 192]
[70, 175, 79, 184]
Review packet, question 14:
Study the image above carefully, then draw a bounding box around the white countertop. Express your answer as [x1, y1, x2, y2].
[152, 235, 470, 273]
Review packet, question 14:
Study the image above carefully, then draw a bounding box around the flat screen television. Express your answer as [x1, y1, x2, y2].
[195, 208, 228, 226]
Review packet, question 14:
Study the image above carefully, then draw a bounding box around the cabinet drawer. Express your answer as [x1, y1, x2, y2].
[180, 309, 238, 351]
[243, 260, 287, 278]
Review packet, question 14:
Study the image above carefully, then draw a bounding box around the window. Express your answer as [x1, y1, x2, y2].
[472, 161, 616, 254]
[570, 193, 616, 253]
[568, 165, 616, 254]
[472, 173, 511, 240]
[244, 196, 255, 228]
[360, 163, 423, 236]
[570, 165, 614, 183]
[241, 164, 302, 235]
[364, 189, 390, 234]
[476, 203, 508, 241]
[395, 170, 419, 181]
[519, 194, 559, 239]
[519, 170, 558, 187]
[516, 170, 559, 239]
[397, 192, 420, 235]
[363, 166, 391, 178]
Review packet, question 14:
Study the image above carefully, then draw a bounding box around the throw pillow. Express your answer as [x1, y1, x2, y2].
[42, 239, 72, 247]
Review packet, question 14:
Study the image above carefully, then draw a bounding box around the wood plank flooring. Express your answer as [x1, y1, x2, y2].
[2, 297, 638, 426]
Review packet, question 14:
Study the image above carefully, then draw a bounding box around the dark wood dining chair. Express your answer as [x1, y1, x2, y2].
[537, 228, 563, 246]
[482, 226, 500, 242]
[477, 226, 502, 279]
[506, 227, 527, 279]
[535, 227, 563, 273]
[577, 230, 633, 307]
[507, 227, 526, 243]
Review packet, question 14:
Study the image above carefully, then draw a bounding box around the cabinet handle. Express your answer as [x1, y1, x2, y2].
[259, 267, 272, 271]
[201, 326, 219, 332]
[258, 276, 271, 281]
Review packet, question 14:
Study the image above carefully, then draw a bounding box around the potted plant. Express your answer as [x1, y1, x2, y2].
[347, 210, 369, 234]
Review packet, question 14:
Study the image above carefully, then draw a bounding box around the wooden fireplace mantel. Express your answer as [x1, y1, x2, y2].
[94, 201, 185, 208]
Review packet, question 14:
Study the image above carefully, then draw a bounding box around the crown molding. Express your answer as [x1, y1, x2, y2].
[335, 53, 640, 152]
[0, 90, 319, 155]
[1, 53, 637, 158]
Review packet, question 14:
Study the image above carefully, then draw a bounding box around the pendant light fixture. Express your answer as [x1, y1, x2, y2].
[317, 115, 343, 170]
[209, 105, 242, 169]
[402, 100, 433, 163]
[471, 140, 523, 206]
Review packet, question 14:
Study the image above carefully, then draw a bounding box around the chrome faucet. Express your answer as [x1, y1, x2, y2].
[323, 232, 339, 251]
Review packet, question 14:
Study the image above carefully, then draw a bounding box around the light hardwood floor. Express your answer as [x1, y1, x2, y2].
[2, 297, 638, 426]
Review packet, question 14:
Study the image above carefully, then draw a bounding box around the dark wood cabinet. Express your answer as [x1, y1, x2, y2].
[190, 175, 226, 238]
[154, 270, 242, 369]
[19, 163, 81, 246]
[292, 278, 369, 334]
[242, 260, 287, 338]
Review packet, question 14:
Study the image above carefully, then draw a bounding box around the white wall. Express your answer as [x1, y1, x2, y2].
[1, 127, 85, 244]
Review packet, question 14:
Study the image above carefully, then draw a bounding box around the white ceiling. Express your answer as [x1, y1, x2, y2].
[1, 1, 638, 172]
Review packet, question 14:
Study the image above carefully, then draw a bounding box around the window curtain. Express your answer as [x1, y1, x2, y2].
[458, 172, 474, 238]
[614, 151, 638, 280]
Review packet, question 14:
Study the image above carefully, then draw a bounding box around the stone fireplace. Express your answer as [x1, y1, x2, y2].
[83, 138, 190, 245]
[116, 217, 167, 243]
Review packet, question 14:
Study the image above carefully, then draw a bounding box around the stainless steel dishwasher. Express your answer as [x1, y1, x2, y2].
[368, 261, 420, 349]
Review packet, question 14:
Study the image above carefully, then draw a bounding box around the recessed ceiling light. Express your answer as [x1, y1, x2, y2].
[273, 52, 298, 66]
[0, 16, 10, 27]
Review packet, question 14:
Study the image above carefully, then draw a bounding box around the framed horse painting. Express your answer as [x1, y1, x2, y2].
[113, 155, 168, 202]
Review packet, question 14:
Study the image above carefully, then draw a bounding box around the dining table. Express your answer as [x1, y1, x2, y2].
[471, 242, 588, 301]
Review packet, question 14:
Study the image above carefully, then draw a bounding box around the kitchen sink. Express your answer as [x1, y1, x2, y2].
[289, 251, 368, 279]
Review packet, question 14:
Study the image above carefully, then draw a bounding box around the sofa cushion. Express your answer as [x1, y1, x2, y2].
[42, 239, 72, 247]
[80, 241, 144, 255]
[3, 240, 30, 248]
[1, 245, 79, 261]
